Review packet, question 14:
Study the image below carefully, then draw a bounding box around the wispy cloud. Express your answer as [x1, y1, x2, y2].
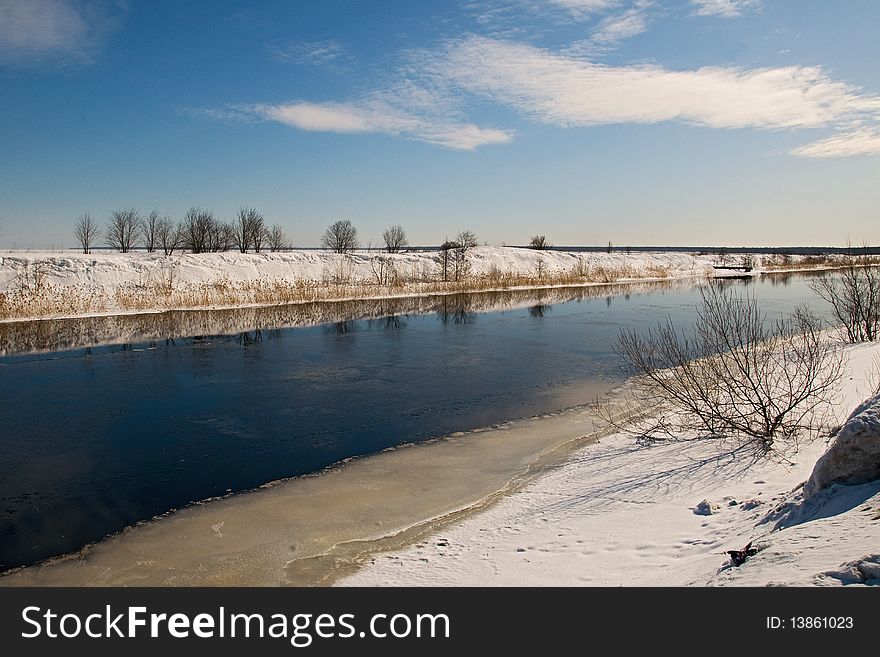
[255, 96, 514, 151]
[195, 25, 880, 157]
[465, 0, 618, 36]
[547, 0, 619, 18]
[0, 0, 122, 68]
[194, 79, 514, 151]
[180, 105, 262, 124]
[431, 36, 880, 132]
[791, 130, 880, 158]
[267, 39, 354, 70]
[689, 0, 760, 18]
[591, 2, 651, 45]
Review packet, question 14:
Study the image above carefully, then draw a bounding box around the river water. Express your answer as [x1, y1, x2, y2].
[0, 273, 828, 570]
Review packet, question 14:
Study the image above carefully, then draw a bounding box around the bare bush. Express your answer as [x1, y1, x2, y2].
[73, 213, 99, 254]
[614, 284, 844, 456]
[810, 249, 880, 342]
[369, 255, 398, 285]
[382, 224, 408, 253]
[529, 235, 549, 250]
[322, 219, 359, 253]
[106, 208, 139, 253]
[267, 224, 288, 252]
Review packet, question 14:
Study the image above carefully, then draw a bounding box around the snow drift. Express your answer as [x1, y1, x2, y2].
[805, 392, 880, 499]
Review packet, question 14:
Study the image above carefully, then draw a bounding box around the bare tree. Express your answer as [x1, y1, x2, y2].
[250, 223, 266, 253]
[73, 213, 99, 254]
[156, 216, 181, 256]
[267, 224, 288, 252]
[456, 230, 478, 249]
[212, 223, 235, 252]
[529, 235, 549, 250]
[438, 238, 455, 282]
[382, 224, 408, 253]
[180, 207, 217, 254]
[613, 284, 844, 456]
[140, 210, 161, 253]
[453, 230, 477, 281]
[106, 208, 140, 253]
[233, 207, 266, 253]
[811, 248, 880, 342]
[321, 219, 359, 253]
[436, 231, 477, 282]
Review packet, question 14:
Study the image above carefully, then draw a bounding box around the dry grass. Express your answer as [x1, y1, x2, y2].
[761, 254, 833, 270]
[0, 257, 696, 322]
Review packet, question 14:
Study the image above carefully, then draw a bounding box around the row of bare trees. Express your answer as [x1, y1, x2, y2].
[319, 220, 410, 254]
[73, 208, 289, 255]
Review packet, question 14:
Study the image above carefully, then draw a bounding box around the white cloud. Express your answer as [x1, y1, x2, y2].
[689, 0, 760, 18]
[547, 0, 619, 16]
[592, 6, 650, 44]
[268, 39, 353, 70]
[432, 36, 880, 131]
[0, 0, 120, 67]
[791, 130, 880, 158]
[259, 102, 373, 133]
[255, 97, 514, 151]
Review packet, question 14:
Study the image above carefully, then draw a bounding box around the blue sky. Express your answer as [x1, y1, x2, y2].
[1, 0, 878, 248]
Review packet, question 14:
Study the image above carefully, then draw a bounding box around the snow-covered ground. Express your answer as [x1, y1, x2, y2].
[339, 341, 880, 587]
[0, 247, 824, 322]
[0, 247, 716, 290]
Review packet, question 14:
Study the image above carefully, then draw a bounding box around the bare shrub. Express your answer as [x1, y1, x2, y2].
[382, 225, 408, 253]
[614, 284, 844, 456]
[106, 208, 139, 253]
[810, 249, 880, 342]
[535, 258, 547, 280]
[73, 213, 99, 254]
[13, 262, 50, 294]
[529, 235, 549, 250]
[570, 257, 590, 279]
[322, 220, 359, 253]
[369, 255, 398, 286]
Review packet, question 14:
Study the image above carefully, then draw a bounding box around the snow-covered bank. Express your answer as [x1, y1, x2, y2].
[339, 342, 880, 587]
[0, 247, 834, 323]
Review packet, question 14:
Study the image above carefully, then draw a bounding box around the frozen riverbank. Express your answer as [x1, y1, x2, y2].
[0, 247, 836, 323]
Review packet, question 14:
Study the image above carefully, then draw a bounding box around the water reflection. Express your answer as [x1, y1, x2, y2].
[0, 281, 695, 356]
[528, 304, 552, 318]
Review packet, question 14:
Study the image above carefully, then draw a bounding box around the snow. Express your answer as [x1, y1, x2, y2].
[339, 342, 880, 587]
[805, 392, 880, 498]
[0, 247, 802, 322]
